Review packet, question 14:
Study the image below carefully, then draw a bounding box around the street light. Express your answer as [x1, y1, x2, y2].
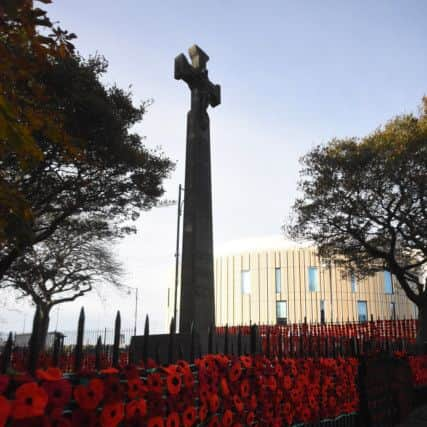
[153, 188, 183, 333]
[173, 184, 184, 332]
[123, 285, 139, 336]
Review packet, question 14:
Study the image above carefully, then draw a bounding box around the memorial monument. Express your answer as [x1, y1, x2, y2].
[175, 45, 220, 335]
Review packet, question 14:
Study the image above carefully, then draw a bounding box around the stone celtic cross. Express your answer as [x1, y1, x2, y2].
[175, 45, 220, 336]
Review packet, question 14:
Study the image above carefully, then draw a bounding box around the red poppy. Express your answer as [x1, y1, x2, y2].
[182, 373, 194, 389]
[208, 415, 220, 427]
[182, 406, 197, 427]
[126, 399, 147, 420]
[167, 373, 182, 395]
[266, 376, 277, 391]
[239, 356, 252, 369]
[121, 365, 139, 380]
[146, 358, 158, 369]
[71, 409, 98, 427]
[127, 377, 147, 399]
[0, 396, 11, 427]
[228, 361, 242, 382]
[199, 403, 208, 422]
[176, 360, 191, 375]
[148, 416, 164, 427]
[220, 378, 230, 397]
[147, 373, 163, 394]
[208, 394, 220, 413]
[12, 382, 48, 419]
[44, 407, 72, 427]
[249, 394, 257, 410]
[104, 375, 124, 403]
[221, 409, 233, 427]
[246, 411, 255, 425]
[74, 378, 104, 410]
[100, 401, 124, 427]
[239, 378, 250, 397]
[0, 375, 9, 394]
[166, 412, 180, 427]
[36, 367, 63, 382]
[282, 375, 292, 390]
[232, 395, 244, 413]
[299, 407, 311, 423]
[100, 368, 119, 375]
[42, 379, 72, 408]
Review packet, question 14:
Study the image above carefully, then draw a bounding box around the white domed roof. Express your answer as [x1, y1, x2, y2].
[214, 235, 312, 256]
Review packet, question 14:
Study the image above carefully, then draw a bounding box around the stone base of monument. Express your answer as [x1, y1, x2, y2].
[129, 331, 259, 365]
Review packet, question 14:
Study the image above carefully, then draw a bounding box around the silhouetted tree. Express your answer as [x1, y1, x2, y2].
[2, 221, 123, 347]
[288, 98, 427, 347]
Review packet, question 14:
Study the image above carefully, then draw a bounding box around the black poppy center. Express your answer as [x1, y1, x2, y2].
[172, 377, 179, 386]
[25, 397, 33, 405]
[112, 384, 119, 392]
[53, 389, 62, 398]
[111, 410, 117, 417]
[88, 390, 95, 397]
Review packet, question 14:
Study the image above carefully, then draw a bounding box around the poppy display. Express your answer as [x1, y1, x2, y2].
[11, 382, 48, 419]
[126, 399, 147, 420]
[42, 379, 72, 408]
[100, 401, 124, 427]
[36, 367, 63, 382]
[0, 396, 11, 427]
[166, 373, 182, 395]
[1, 350, 397, 427]
[74, 379, 104, 410]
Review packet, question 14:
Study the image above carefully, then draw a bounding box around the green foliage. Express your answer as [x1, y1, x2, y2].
[0, 4, 174, 282]
[288, 98, 427, 308]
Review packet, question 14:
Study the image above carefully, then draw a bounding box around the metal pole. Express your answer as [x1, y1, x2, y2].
[329, 261, 333, 322]
[173, 184, 183, 333]
[134, 288, 138, 337]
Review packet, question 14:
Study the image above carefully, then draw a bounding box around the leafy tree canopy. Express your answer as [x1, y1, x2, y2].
[288, 98, 427, 343]
[0, 0, 76, 243]
[0, 2, 174, 280]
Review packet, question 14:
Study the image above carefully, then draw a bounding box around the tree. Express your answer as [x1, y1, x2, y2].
[0, 1, 173, 284]
[288, 98, 427, 347]
[0, 0, 76, 245]
[0, 53, 173, 282]
[2, 221, 123, 347]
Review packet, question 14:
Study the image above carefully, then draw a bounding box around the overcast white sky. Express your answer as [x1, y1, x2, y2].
[2, 0, 426, 335]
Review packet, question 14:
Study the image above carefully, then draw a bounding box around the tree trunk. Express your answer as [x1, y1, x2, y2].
[416, 302, 427, 353]
[37, 305, 51, 350]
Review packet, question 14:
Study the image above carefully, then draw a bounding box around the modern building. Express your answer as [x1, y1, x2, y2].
[166, 236, 417, 328]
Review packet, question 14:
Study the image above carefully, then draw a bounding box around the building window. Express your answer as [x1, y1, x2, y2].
[320, 300, 325, 323]
[308, 267, 319, 292]
[275, 268, 281, 293]
[241, 270, 251, 295]
[390, 302, 396, 320]
[357, 301, 368, 322]
[384, 271, 393, 294]
[276, 300, 287, 324]
[350, 274, 357, 293]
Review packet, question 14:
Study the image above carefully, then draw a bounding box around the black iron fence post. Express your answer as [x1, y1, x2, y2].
[28, 307, 42, 375]
[74, 307, 85, 372]
[112, 311, 121, 368]
[0, 332, 13, 374]
[142, 315, 149, 365]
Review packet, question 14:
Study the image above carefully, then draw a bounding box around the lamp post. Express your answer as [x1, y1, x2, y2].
[123, 285, 139, 336]
[173, 184, 184, 332]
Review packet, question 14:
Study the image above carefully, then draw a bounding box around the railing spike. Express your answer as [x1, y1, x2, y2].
[74, 307, 85, 372]
[0, 332, 13, 374]
[143, 314, 149, 364]
[112, 311, 121, 368]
